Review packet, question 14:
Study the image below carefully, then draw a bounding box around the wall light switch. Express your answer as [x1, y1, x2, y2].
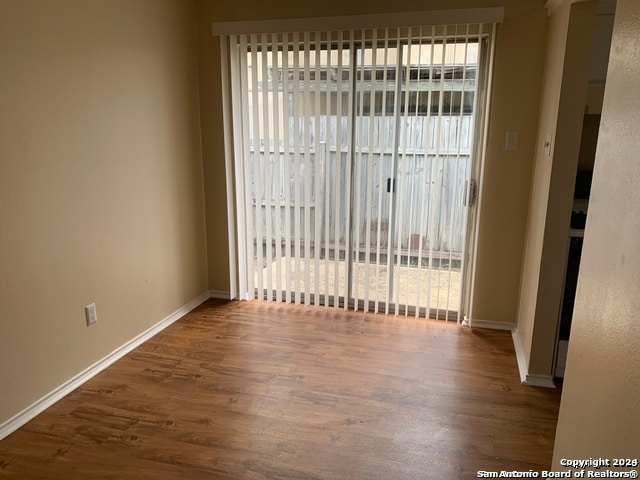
[505, 131, 519, 150]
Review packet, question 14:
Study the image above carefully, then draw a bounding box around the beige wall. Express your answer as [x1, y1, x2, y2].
[472, 4, 547, 325]
[0, 0, 207, 424]
[516, 1, 571, 374]
[553, 0, 640, 461]
[515, 0, 596, 378]
[195, 0, 549, 325]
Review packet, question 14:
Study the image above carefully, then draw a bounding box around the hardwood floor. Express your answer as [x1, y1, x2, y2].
[0, 299, 562, 479]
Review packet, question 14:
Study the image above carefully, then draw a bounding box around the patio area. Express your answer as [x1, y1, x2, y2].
[255, 256, 462, 318]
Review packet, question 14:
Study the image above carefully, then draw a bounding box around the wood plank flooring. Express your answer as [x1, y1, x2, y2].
[0, 299, 562, 479]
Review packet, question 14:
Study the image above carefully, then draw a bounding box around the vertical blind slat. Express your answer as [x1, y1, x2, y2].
[343, 31, 355, 309]
[362, 28, 377, 313]
[224, 36, 241, 300]
[271, 33, 283, 303]
[292, 34, 302, 304]
[323, 33, 332, 307]
[303, 32, 312, 305]
[260, 33, 273, 301]
[374, 29, 389, 314]
[352, 29, 366, 311]
[396, 27, 412, 316]
[386, 30, 402, 315]
[424, 25, 438, 317]
[443, 26, 456, 319]
[411, 28, 424, 318]
[239, 35, 255, 299]
[434, 26, 449, 320]
[313, 34, 322, 306]
[282, 34, 293, 303]
[333, 31, 344, 308]
[249, 35, 264, 299]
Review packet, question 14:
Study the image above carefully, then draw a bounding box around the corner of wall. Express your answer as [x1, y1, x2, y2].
[512, 327, 556, 387]
[0, 292, 212, 441]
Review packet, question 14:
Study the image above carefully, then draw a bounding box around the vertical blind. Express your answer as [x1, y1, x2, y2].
[219, 20, 497, 321]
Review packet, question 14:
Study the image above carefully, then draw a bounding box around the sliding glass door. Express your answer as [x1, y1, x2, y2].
[226, 25, 492, 321]
[350, 29, 481, 319]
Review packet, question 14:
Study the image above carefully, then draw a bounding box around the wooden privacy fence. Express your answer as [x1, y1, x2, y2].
[247, 115, 473, 261]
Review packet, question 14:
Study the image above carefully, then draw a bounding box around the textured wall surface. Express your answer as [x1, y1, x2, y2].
[552, 0, 640, 463]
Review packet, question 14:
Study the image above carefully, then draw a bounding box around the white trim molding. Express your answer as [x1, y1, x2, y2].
[512, 327, 529, 382]
[462, 316, 514, 330]
[0, 291, 211, 441]
[511, 328, 556, 388]
[523, 374, 556, 388]
[212, 8, 504, 36]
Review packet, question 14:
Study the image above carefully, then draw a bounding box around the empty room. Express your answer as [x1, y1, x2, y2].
[1, 0, 638, 478]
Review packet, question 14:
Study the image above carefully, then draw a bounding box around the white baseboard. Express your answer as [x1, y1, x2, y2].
[209, 290, 232, 299]
[523, 374, 556, 388]
[463, 316, 514, 331]
[511, 328, 529, 383]
[466, 320, 554, 387]
[511, 328, 556, 388]
[0, 291, 211, 441]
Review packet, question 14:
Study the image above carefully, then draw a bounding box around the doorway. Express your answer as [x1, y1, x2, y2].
[227, 26, 494, 320]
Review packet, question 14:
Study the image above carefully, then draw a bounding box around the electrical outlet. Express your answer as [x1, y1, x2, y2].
[85, 303, 97, 326]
